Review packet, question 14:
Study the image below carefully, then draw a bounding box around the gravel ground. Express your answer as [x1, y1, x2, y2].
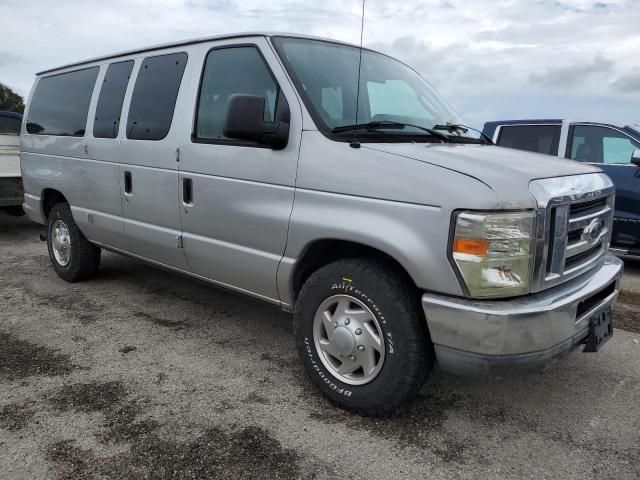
[1, 214, 639, 480]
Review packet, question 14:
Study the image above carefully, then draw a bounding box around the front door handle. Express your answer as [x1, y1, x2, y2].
[183, 178, 193, 205]
[124, 171, 133, 195]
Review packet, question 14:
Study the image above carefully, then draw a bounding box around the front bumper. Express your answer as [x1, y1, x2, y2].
[422, 255, 623, 377]
[0, 177, 24, 207]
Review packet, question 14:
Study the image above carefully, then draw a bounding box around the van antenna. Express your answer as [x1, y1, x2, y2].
[350, 0, 366, 149]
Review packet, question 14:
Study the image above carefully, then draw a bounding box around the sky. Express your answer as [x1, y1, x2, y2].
[0, 0, 638, 128]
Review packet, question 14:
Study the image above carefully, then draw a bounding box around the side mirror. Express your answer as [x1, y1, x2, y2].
[632, 149, 640, 167]
[223, 94, 289, 150]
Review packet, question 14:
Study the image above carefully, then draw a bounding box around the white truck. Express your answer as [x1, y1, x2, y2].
[0, 111, 24, 216]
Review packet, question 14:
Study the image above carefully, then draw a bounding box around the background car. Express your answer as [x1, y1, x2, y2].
[483, 119, 640, 255]
[0, 110, 24, 216]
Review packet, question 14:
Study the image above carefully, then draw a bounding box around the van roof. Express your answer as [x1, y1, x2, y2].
[37, 32, 365, 75]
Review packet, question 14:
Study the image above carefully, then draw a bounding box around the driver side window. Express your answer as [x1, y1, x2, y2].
[195, 46, 279, 142]
[569, 125, 640, 164]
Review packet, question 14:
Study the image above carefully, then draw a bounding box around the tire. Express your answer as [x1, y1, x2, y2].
[47, 203, 101, 282]
[294, 258, 434, 416]
[4, 206, 25, 217]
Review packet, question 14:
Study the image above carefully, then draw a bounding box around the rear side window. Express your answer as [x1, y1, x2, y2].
[26, 67, 99, 136]
[497, 125, 561, 155]
[126, 52, 187, 141]
[0, 115, 21, 135]
[94, 60, 134, 139]
[195, 46, 278, 142]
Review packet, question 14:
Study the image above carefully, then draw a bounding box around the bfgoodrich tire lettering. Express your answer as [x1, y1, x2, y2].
[294, 258, 434, 416]
[47, 203, 101, 282]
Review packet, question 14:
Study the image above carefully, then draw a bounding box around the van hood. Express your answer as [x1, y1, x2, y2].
[363, 143, 601, 207]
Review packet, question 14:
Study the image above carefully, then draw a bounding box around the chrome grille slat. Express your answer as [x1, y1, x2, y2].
[547, 204, 568, 275]
[566, 238, 602, 257]
[569, 197, 607, 215]
[568, 206, 612, 231]
[564, 246, 605, 274]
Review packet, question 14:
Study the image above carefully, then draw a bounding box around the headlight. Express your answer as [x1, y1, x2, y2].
[451, 210, 535, 298]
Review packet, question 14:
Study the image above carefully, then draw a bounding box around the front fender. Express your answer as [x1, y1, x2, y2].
[278, 188, 464, 307]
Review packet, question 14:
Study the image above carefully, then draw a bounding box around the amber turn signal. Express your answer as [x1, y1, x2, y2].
[453, 238, 488, 256]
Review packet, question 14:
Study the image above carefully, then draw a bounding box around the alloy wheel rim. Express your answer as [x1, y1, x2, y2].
[51, 220, 71, 267]
[313, 294, 386, 385]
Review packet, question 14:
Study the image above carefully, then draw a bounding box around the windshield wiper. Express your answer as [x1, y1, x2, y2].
[432, 123, 494, 144]
[332, 121, 449, 142]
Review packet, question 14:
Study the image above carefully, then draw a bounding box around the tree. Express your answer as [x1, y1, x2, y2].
[0, 83, 25, 113]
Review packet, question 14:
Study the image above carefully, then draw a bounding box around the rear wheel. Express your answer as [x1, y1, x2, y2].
[47, 203, 101, 282]
[294, 258, 433, 416]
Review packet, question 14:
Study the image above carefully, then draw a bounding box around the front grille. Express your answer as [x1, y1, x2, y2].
[545, 194, 612, 283]
[529, 173, 615, 292]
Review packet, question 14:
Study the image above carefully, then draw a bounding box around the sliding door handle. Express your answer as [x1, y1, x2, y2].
[124, 171, 133, 195]
[183, 178, 193, 205]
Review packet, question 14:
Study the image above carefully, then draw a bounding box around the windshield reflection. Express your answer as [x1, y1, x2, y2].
[273, 37, 473, 141]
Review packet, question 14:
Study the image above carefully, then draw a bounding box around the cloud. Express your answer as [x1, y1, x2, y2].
[529, 55, 615, 88]
[0, 52, 23, 67]
[611, 71, 640, 93]
[0, 0, 636, 126]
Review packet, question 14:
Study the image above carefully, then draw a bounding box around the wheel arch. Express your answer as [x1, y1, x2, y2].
[287, 238, 419, 305]
[41, 188, 69, 220]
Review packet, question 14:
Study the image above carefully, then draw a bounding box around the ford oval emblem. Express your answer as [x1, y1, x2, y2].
[582, 219, 604, 245]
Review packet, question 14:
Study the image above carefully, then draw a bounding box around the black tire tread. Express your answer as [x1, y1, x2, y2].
[294, 258, 433, 417]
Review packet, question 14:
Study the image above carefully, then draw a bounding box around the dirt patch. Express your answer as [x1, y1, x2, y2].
[78, 314, 96, 325]
[309, 389, 458, 446]
[98, 400, 159, 444]
[0, 403, 35, 431]
[0, 331, 76, 380]
[306, 385, 510, 463]
[615, 305, 640, 334]
[432, 438, 470, 463]
[48, 381, 127, 413]
[260, 352, 298, 370]
[47, 425, 303, 480]
[26, 288, 105, 319]
[131, 311, 189, 330]
[46, 440, 93, 480]
[48, 381, 159, 445]
[618, 290, 640, 305]
[615, 290, 640, 334]
[246, 391, 270, 405]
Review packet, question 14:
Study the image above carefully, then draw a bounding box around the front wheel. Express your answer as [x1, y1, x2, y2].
[47, 203, 101, 282]
[294, 258, 434, 416]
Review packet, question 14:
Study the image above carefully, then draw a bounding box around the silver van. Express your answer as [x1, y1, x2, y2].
[21, 33, 622, 416]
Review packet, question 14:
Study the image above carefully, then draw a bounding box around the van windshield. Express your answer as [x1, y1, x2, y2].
[0, 114, 21, 135]
[272, 36, 465, 141]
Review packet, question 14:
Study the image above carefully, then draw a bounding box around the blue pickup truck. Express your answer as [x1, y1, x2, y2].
[483, 120, 640, 255]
